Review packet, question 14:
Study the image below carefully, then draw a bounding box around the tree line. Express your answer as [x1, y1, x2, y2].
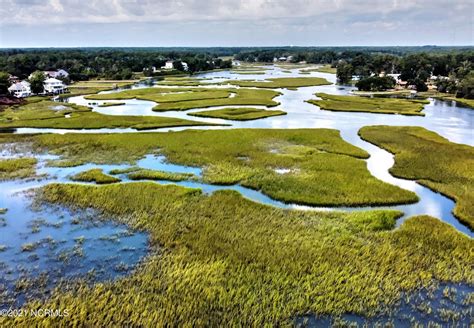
[0, 49, 232, 82]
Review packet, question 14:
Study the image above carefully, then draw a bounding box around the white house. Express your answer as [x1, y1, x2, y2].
[29, 69, 69, 80]
[44, 69, 69, 78]
[161, 61, 174, 70]
[8, 81, 31, 98]
[43, 78, 67, 94]
[181, 62, 189, 71]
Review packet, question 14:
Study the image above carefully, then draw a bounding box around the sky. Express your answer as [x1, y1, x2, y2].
[0, 0, 472, 48]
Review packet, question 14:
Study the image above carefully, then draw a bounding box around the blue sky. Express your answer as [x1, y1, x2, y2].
[0, 0, 472, 47]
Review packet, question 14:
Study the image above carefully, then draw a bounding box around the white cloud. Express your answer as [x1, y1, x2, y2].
[1, 0, 472, 26]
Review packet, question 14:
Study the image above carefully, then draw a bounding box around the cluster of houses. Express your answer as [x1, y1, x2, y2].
[7, 69, 69, 98]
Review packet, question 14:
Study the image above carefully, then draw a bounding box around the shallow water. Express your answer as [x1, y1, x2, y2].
[0, 154, 149, 308]
[296, 282, 473, 327]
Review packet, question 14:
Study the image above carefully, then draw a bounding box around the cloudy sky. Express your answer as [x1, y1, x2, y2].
[0, 0, 472, 47]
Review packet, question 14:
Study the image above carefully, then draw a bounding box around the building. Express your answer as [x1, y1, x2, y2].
[8, 81, 31, 98]
[44, 69, 69, 78]
[8, 75, 20, 84]
[29, 69, 69, 80]
[161, 61, 174, 70]
[181, 62, 189, 71]
[43, 78, 67, 94]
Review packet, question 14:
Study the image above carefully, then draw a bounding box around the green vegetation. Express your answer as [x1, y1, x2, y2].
[87, 87, 230, 103]
[63, 80, 138, 97]
[86, 87, 281, 112]
[300, 65, 337, 74]
[0, 158, 37, 180]
[97, 102, 126, 107]
[1, 129, 417, 207]
[359, 126, 474, 229]
[109, 167, 140, 175]
[0, 208, 7, 214]
[128, 169, 195, 182]
[356, 76, 396, 91]
[70, 169, 121, 184]
[5, 182, 472, 326]
[188, 107, 286, 121]
[308, 93, 429, 116]
[228, 77, 331, 89]
[0, 100, 217, 130]
[428, 93, 474, 109]
[231, 71, 266, 75]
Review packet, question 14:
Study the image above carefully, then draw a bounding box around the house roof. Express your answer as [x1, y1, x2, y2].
[8, 82, 29, 91]
[44, 78, 63, 83]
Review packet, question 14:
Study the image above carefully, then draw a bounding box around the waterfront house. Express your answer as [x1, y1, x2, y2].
[161, 61, 174, 70]
[43, 78, 67, 94]
[8, 81, 31, 98]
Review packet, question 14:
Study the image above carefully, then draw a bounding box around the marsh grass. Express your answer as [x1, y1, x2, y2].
[359, 125, 474, 229]
[4, 182, 472, 326]
[128, 169, 196, 182]
[308, 93, 429, 116]
[1, 129, 417, 206]
[0, 157, 37, 180]
[63, 80, 139, 97]
[188, 107, 286, 121]
[0, 100, 217, 130]
[85, 87, 281, 111]
[70, 169, 121, 184]
[300, 65, 337, 74]
[109, 167, 141, 175]
[97, 102, 126, 107]
[229, 77, 331, 89]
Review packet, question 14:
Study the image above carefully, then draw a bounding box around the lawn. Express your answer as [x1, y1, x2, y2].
[188, 107, 286, 121]
[359, 125, 474, 229]
[85, 87, 281, 112]
[0, 100, 217, 130]
[1, 129, 418, 207]
[228, 77, 331, 89]
[308, 93, 429, 116]
[4, 181, 471, 326]
[70, 168, 121, 184]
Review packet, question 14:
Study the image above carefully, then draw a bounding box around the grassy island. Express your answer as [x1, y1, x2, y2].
[360, 126, 474, 229]
[307, 93, 429, 115]
[189, 107, 286, 121]
[0, 100, 217, 130]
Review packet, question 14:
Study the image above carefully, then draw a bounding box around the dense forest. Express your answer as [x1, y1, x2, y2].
[0, 48, 233, 81]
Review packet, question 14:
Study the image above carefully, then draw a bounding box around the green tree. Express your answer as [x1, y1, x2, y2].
[0, 71, 9, 95]
[356, 76, 396, 91]
[336, 62, 353, 84]
[456, 71, 474, 99]
[29, 71, 46, 94]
